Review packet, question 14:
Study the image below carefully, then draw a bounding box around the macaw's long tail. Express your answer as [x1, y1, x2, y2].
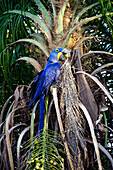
[37, 92, 45, 135]
[26, 93, 45, 156]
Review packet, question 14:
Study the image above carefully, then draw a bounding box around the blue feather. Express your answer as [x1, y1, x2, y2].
[29, 47, 64, 136]
[37, 92, 45, 135]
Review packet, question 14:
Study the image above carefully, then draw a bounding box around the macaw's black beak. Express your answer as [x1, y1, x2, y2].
[58, 48, 70, 61]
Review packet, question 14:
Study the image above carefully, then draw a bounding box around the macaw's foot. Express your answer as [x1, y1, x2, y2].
[50, 82, 60, 92]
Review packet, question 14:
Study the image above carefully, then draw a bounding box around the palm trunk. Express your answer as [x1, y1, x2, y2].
[76, 49, 98, 123]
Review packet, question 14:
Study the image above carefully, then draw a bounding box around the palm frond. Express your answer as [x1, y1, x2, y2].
[5, 106, 25, 170]
[98, 143, 113, 168]
[64, 12, 113, 47]
[51, 0, 57, 20]
[76, 71, 113, 103]
[91, 62, 113, 75]
[78, 102, 102, 170]
[19, 130, 64, 170]
[73, 1, 99, 25]
[81, 51, 113, 58]
[4, 10, 52, 40]
[9, 38, 49, 57]
[56, 0, 68, 34]
[17, 126, 31, 167]
[30, 102, 39, 139]
[34, 0, 52, 27]
[30, 33, 47, 45]
[17, 57, 42, 72]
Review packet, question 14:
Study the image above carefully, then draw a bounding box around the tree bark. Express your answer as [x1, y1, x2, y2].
[76, 49, 98, 123]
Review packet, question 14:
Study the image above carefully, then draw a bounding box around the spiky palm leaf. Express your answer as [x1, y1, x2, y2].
[20, 130, 64, 170]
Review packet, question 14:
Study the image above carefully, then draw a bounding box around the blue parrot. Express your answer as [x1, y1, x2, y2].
[29, 47, 69, 135]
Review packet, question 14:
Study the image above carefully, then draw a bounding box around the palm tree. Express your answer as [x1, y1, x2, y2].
[0, 0, 113, 169]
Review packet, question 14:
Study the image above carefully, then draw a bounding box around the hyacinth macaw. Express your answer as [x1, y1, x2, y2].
[29, 47, 69, 135]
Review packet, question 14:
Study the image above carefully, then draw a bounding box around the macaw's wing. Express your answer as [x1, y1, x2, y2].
[34, 62, 61, 97]
[29, 70, 43, 99]
[41, 62, 61, 89]
[29, 62, 61, 106]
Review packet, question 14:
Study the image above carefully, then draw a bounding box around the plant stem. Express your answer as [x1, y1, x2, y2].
[103, 111, 108, 147]
[42, 95, 49, 168]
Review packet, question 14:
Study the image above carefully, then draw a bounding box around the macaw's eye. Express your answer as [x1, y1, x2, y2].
[55, 49, 59, 52]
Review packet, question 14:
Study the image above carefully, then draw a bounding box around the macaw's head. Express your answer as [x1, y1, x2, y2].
[48, 47, 70, 63]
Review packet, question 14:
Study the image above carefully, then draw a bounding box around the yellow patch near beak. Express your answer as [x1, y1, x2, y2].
[64, 53, 69, 58]
[57, 52, 63, 60]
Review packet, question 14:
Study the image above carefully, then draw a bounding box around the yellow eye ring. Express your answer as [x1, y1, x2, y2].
[55, 49, 59, 52]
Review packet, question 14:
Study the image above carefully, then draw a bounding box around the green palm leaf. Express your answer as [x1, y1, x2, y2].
[51, 0, 56, 20]
[73, 1, 99, 24]
[21, 130, 64, 170]
[9, 38, 49, 57]
[34, 0, 52, 27]
[30, 33, 46, 44]
[56, 0, 68, 34]
[4, 10, 52, 40]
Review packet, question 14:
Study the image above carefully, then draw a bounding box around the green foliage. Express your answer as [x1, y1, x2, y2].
[0, 0, 38, 110]
[0, 45, 34, 111]
[21, 130, 64, 170]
